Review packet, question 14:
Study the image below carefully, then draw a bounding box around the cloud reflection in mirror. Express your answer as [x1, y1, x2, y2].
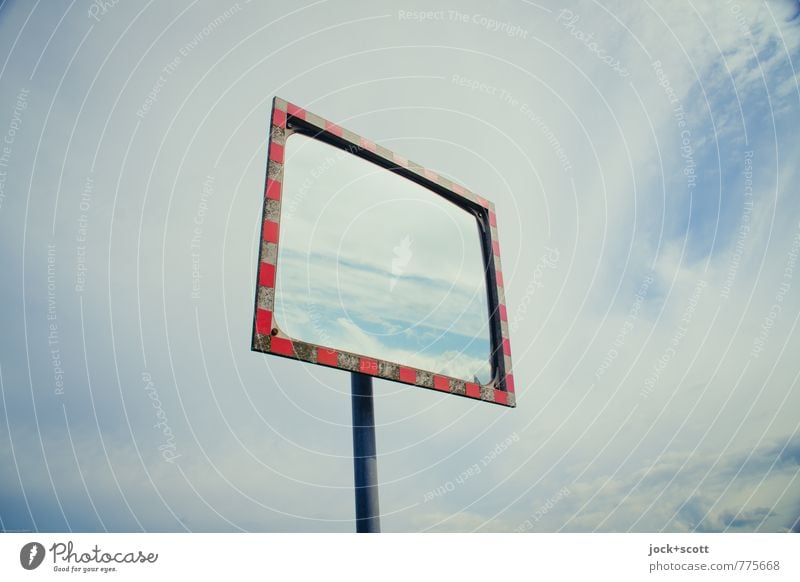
[273, 132, 492, 384]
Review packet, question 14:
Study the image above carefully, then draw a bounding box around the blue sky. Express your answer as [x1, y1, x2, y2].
[1, 0, 799, 532]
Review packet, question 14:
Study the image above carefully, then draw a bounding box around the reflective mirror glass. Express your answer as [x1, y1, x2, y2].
[273, 132, 492, 384]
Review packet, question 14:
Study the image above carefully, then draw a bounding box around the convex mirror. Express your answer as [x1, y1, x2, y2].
[252, 98, 515, 407]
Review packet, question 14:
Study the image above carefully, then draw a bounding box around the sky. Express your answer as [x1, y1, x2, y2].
[0, 0, 799, 533]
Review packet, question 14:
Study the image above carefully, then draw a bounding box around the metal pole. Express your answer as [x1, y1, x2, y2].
[351, 372, 380, 532]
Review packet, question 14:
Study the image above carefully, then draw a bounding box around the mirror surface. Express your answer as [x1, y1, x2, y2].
[274, 132, 492, 384]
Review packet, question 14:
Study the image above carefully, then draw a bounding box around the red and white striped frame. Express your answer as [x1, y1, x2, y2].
[251, 97, 515, 408]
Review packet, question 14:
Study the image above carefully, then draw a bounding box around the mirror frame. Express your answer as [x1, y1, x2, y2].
[251, 97, 515, 407]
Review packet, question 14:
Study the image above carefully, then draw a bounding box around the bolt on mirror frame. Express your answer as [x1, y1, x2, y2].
[251, 97, 515, 408]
